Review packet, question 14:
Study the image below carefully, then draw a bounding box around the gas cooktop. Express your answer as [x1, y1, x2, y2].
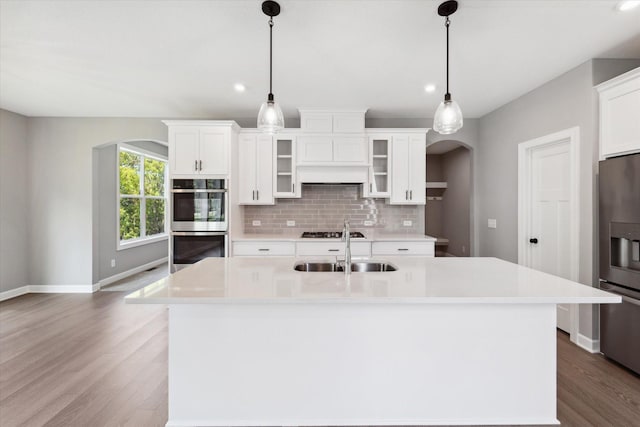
[301, 231, 366, 239]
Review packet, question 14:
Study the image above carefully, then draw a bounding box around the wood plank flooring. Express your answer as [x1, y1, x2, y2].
[1, 291, 639, 427]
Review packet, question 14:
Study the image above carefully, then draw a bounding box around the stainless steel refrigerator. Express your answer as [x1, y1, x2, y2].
[598, 152, 640, 374]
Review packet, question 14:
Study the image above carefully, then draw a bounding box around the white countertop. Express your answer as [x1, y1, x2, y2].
[233, 231, 437, 242]
[125, 256, 620, 305]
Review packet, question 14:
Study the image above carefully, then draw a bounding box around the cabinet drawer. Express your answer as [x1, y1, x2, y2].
[372, 241, 434, 256]
[233, 241, 295, 256]
[296, 241, 371, 257]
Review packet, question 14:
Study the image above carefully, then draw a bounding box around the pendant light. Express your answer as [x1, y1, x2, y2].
[257, 1, 285, 134]
[433, 0, 463, 135]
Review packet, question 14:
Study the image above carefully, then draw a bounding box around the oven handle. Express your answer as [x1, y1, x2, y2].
[171, 231, 228, 236]
[171, 189, 227, 193]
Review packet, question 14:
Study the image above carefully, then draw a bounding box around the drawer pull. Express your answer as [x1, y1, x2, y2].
[328, 249, 340, 252]
[258, 248, 270, 251]
[397, 248, 409, 251]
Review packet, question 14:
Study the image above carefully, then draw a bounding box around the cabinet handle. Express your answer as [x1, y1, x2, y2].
[328, 249, 340, 252]
[252, 190, 255, 200]
[195, 160, 198, 171]
[199, 160, 202, 171]
[256, 190, 259, 200]
[397, 248, 409, 251]
[406, 190, 409, 200]
[410, 190, 413, 200]
[258, 248, 270, 252]
[370, 183, 373, 193]
[292, 183, 295, 193]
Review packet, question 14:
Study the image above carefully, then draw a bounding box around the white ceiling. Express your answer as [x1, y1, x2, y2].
[1, 0, 639, 120]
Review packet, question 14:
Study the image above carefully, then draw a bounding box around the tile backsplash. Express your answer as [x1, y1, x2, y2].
[243, 184, 424, 234]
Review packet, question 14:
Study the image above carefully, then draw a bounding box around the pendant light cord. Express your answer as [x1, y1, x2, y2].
[445, 16, 450, 97]
[269, 17, 274, 99]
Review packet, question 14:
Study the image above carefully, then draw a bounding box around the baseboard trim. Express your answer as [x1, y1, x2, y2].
[97, 257, 168, 289]
[29, 285, 96, 294]
[576, 333, 600, 353]
[0, 285, 30, 302]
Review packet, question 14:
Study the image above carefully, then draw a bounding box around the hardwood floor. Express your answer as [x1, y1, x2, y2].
[1, 291, 639, 427]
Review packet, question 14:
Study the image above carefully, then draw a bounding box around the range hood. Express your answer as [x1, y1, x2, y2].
[297, 165, 368, 184]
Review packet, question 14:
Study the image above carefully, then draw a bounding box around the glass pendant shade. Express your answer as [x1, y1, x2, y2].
[433, 97, 463, 135]
[257, 98, 284, 134]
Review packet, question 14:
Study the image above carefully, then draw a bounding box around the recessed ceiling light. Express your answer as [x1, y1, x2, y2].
[616, 1, 640, 11]
[424, 84, 436, 93]
[234, 83, 246, 93]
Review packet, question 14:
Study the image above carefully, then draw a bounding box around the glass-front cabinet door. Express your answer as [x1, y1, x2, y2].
[365, 136, 391, 197]
[273, 135, 300, 198]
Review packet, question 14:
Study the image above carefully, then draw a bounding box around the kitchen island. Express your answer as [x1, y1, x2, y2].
[126, 257, 620, 427]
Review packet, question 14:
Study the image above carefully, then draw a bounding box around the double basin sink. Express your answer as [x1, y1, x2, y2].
[294, 261, 397, 272]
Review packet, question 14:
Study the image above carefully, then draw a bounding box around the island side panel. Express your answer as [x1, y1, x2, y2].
[167, 303, 557, 427]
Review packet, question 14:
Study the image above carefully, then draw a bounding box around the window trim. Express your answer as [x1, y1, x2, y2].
[116, 143, 169, 251]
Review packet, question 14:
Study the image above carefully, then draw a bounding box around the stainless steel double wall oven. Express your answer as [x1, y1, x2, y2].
[171, 179, 227, 270]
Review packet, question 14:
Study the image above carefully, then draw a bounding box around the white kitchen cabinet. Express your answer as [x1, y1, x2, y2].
[238, 133, 274, 205]
[295, 241, 371, 257]
[363, 135, 391, 197]
[371, 241, 434, 256]
[233, 241, 295, 256]
[274, 135, 300, 198]
[166, 121, 237, 177]
[297, 135, 368, 165]
[299, 110, 366, 133]
[390, 134, 426, 205]
[597, 67, 640, 159]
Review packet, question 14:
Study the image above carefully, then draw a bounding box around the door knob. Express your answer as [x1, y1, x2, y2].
[529, 238, 538, 244]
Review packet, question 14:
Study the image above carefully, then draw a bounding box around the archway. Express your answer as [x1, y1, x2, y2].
[425, 139, 473, 257]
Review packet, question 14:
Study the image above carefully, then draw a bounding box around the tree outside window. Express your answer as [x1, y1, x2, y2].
[119, 145, 167, 244]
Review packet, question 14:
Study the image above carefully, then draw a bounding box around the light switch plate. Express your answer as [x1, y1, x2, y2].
[488, 219, 497, 229]
[403, 220, 412, 227]
[286, 220, 295, 227]
[252, 220, 261, 226]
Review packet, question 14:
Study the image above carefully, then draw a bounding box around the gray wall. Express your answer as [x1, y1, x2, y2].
[96, 141, 168, 282]
[441, 147, 471, 257]
[476, 59, 640, 340]
[26, 118, 167, 287]
[0, 109, 29, 293]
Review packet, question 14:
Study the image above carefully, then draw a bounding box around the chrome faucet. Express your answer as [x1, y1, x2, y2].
[341, 219, 351, 275]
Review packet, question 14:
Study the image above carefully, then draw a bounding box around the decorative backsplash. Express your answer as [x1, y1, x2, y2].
[243, 184, 424, 234]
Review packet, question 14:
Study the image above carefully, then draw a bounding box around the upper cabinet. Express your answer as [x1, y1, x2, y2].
[238, 133, 274, 205]
[363, 135, 391, 198]
[299, 110, 366, 133]
[597, 67, 640, 159]
[274, 134, 300, 198]
[165, 121, 238, 177]
[390, 134, 426, 205]
[297, 110, 368, 165]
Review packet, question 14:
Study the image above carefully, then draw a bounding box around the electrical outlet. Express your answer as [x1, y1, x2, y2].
[252, 220, 261, 226]
[488, 219, 497, 229]
[286, 220, 295, 227]
[403, 220, 412, 227]
[110, 259, 116, 268]
[364, 220, 373, 226]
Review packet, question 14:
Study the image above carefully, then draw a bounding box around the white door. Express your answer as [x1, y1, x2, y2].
[408, 135, 426, 205]
[255, 135, 274, 204]
[199, 128, 228, 175]
[170, 127, 199, 175]
[238, 135, 257, 204]
[390, 135, 409, 204]
[520, 129, 579, 335]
